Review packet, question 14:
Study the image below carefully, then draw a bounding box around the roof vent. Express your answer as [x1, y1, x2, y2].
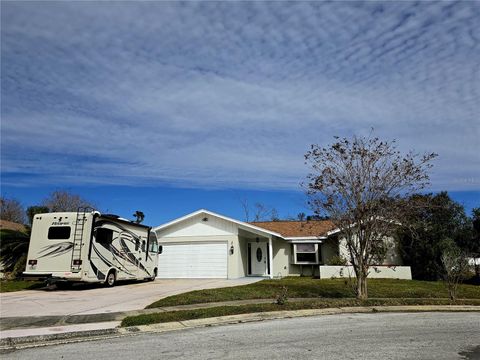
[202, 217, 208, 222]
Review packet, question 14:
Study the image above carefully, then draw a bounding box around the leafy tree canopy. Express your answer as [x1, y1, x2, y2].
[398, 192, 477, 280]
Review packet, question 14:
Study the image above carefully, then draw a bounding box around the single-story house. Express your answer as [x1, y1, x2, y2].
[154, 209, 412, 280]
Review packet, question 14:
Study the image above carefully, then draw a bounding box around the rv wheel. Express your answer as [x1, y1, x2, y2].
[106, 271, 116, 287]
[149, 268, 157, 281]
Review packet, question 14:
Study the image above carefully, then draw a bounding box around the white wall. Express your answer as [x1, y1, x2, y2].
[156, 214, 246, 279]
[159, 214, 237, 238]
[319, 265, 412, 280]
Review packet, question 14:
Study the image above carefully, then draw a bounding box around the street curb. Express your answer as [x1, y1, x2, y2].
[1, 305, 479, 352]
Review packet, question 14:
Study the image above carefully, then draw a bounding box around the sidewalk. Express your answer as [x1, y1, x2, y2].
[1, 298, 278, 334]
[2, 298, 479, 340]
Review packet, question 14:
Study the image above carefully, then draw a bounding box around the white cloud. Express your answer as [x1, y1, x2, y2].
[1, 2, 479, 191]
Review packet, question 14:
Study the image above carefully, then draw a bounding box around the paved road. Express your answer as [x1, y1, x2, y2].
[6, 312, 480, 359]
[0, 278, 260, 317]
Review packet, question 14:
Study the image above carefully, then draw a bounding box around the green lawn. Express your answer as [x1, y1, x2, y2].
[0, 280, 44, 293]
[147, 278, 480, 308]
[123, 297, 480, 327]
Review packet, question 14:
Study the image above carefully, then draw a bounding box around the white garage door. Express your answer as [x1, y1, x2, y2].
[157, 242, 228, 278]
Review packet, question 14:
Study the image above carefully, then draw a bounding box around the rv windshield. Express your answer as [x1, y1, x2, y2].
[148, 232, 158, 253]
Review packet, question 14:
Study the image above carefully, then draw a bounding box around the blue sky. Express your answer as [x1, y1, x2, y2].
[1, 2, 479, 225]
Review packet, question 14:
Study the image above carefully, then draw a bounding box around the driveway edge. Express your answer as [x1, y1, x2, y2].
[1, 305, 479, 352]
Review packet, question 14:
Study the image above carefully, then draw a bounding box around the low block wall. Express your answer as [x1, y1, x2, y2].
[319, 265, 412, 280]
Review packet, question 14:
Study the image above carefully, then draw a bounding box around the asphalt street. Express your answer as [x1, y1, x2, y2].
[5, 312, 480, 360]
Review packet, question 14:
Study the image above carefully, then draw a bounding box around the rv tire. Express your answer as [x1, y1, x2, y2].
[106, 271, 116, 287]
[149, 268, 157, 281]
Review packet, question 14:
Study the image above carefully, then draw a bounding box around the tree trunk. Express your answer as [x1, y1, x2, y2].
[356, 270, 368, 300]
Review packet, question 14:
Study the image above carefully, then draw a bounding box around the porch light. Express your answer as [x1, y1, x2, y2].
[230, 242, 234, 255]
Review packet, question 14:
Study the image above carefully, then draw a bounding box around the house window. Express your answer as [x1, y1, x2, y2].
[293, 243, 319, 264]
[48, 226, 71, 240]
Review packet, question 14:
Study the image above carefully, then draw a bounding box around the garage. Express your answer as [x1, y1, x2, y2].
[157, 242, 228, 278]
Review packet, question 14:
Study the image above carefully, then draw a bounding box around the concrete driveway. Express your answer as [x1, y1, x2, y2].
[0, 278, 261, 318]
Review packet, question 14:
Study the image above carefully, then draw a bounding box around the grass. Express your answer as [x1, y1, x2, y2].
[147, 278, 480, 308]
[0, 279, 44, 292]
[122, 297, 480, 327]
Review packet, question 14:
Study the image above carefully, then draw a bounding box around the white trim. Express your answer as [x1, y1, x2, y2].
[154, 209, 283, 238]
[285, 236, 327, 241]
[292, 243, 321, 265]
[268, 236, 273, 279]
[326, 228, 342, 236]
[286, 239, 323, 244]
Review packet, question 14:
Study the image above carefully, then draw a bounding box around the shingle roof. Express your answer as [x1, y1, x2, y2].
[250, 220, 336, 238]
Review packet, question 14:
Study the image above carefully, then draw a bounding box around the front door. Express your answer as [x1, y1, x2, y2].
[249, 242, 267, 276]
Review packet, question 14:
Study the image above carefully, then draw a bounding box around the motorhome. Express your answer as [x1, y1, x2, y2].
[24, 209, 160, 287]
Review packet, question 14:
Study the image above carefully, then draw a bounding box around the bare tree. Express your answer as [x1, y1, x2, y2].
[0, 197, 26, 224]
[253, 203, 276, 222]
[304, 134, 437, 299]
[240, 198, 250, 222]
[42, 190, 95, 212]
[441, 241, 469, 300]
[239, 199, 279, 222]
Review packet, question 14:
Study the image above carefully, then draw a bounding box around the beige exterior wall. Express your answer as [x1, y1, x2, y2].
[272, 237, 291, 277]
[321, 238, 339, 264]
[338, 234, 403, 266]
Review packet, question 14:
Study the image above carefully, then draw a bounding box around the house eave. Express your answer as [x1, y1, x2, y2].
[154, 209, 284, 239]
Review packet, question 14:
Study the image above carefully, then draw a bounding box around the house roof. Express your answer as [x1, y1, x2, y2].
[250, 220, 336, 238]
[0, 219, 27, 232]
[154, 209, 283, 238]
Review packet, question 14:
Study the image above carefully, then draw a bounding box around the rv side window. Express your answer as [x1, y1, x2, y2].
[141, 240, 146, 252]
[95, 228, 113, 245]
[135, 239, 140, 251]
[148, 233, 159, 253]
[48, 226, 71, 240]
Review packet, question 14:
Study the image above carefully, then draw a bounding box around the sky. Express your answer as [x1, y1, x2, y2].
[1, 1, 479, 225]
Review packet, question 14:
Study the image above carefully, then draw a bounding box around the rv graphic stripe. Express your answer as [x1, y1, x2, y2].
[39, 242, 73, 258]
[92, 245, 136, 277]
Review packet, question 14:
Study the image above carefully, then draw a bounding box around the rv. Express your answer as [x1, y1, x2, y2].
[24, 209, 160, 287]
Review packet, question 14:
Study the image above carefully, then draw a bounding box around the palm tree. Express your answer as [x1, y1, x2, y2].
[0, 229, 30, 278]
[133, 211, 145, 224]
